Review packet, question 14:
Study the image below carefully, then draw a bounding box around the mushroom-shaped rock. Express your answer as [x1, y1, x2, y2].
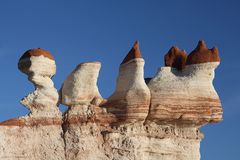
[18, 48, 61, 118]
[146, 41, 222, 126]
[186, 40, 220, 65]
[164, 46, 187, 70]
[103, 41, 151, 124]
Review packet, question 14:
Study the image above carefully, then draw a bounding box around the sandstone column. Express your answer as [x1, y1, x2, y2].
[61, 61, 114, 160]
[104, 41, 151, 124]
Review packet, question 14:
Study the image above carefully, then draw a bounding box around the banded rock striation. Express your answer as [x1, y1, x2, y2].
[102, 41, 151, 124]
[146, 40, 222, 125]
[60, 61, 114, 160]
[0, 41, 223, 160]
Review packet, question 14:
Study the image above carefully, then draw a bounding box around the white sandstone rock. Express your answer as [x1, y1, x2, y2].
[105, 42, 150, 124]
[18, 49, 61, 118]
[147, 56, 222, 125]
[61, 61, 102, 106]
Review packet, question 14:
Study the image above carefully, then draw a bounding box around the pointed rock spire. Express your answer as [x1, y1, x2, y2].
[121, 41, 142, 64]
[186, 40, 220, 65]
[164, 46, 187, 70]
[196, 40, 207, 50]
[102, 41, 150, 125]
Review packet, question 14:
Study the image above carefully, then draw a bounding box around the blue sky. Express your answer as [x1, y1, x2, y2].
[0, 0, 239, 159]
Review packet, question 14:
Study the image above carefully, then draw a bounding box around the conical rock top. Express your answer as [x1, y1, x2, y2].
[121, 41, 142, 64]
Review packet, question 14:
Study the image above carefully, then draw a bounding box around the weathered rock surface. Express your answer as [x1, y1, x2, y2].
[164, 46, 187, 70]
[0, 41, 223, 160]
[146, 41, 222, 125]
[60, 62, 115, 160]
[0, 118, 65, 160]
[0, 49, 64, 160]
[103, 41, 151, 124]
[18, 48, 61, 118]
[186, 40, 220, 65]
[103, 123, 202, 160]
[61, 61, 103, 106]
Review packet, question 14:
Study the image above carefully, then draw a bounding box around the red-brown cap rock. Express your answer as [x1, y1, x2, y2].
[121, 41, 142, 64]
[186, 40, 220, 65]
[19, 48, 54, 61]
[164, 46, 187, 70]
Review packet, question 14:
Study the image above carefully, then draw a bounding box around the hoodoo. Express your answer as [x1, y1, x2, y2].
[0, 48, 65, 160]
[103, 41, 151, 124]
[0, 41, 223, 160]
[60, 62, 114, 160]
[61, 61, 103, 106]
[146, 41, 222, 125]
[18, 48, 61, 118]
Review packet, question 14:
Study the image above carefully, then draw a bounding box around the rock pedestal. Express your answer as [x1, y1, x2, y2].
[0, 48, 64, 160]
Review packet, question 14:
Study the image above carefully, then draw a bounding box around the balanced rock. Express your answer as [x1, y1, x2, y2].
[146, 41, 223, 125]
[18, 48, 61, 118]
[0, 48, 65, 160]
[103, 41, 150, 124]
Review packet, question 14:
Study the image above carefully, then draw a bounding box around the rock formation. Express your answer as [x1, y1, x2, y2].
[102, 41, 151, 124]
[60, 61, 115, 160]
[164, 46, 187, 70]
[0, 48, 65, 160]
[146, 40, 222, 125]
[18, 48, 61, 118]
[0, 41, 223, 160]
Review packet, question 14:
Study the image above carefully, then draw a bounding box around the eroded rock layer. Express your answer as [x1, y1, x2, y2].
[103, 123, 202, 160]
[0, 119, 65, 160]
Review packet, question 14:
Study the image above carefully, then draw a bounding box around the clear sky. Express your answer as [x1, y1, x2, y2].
[0, 0, 239, 159]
